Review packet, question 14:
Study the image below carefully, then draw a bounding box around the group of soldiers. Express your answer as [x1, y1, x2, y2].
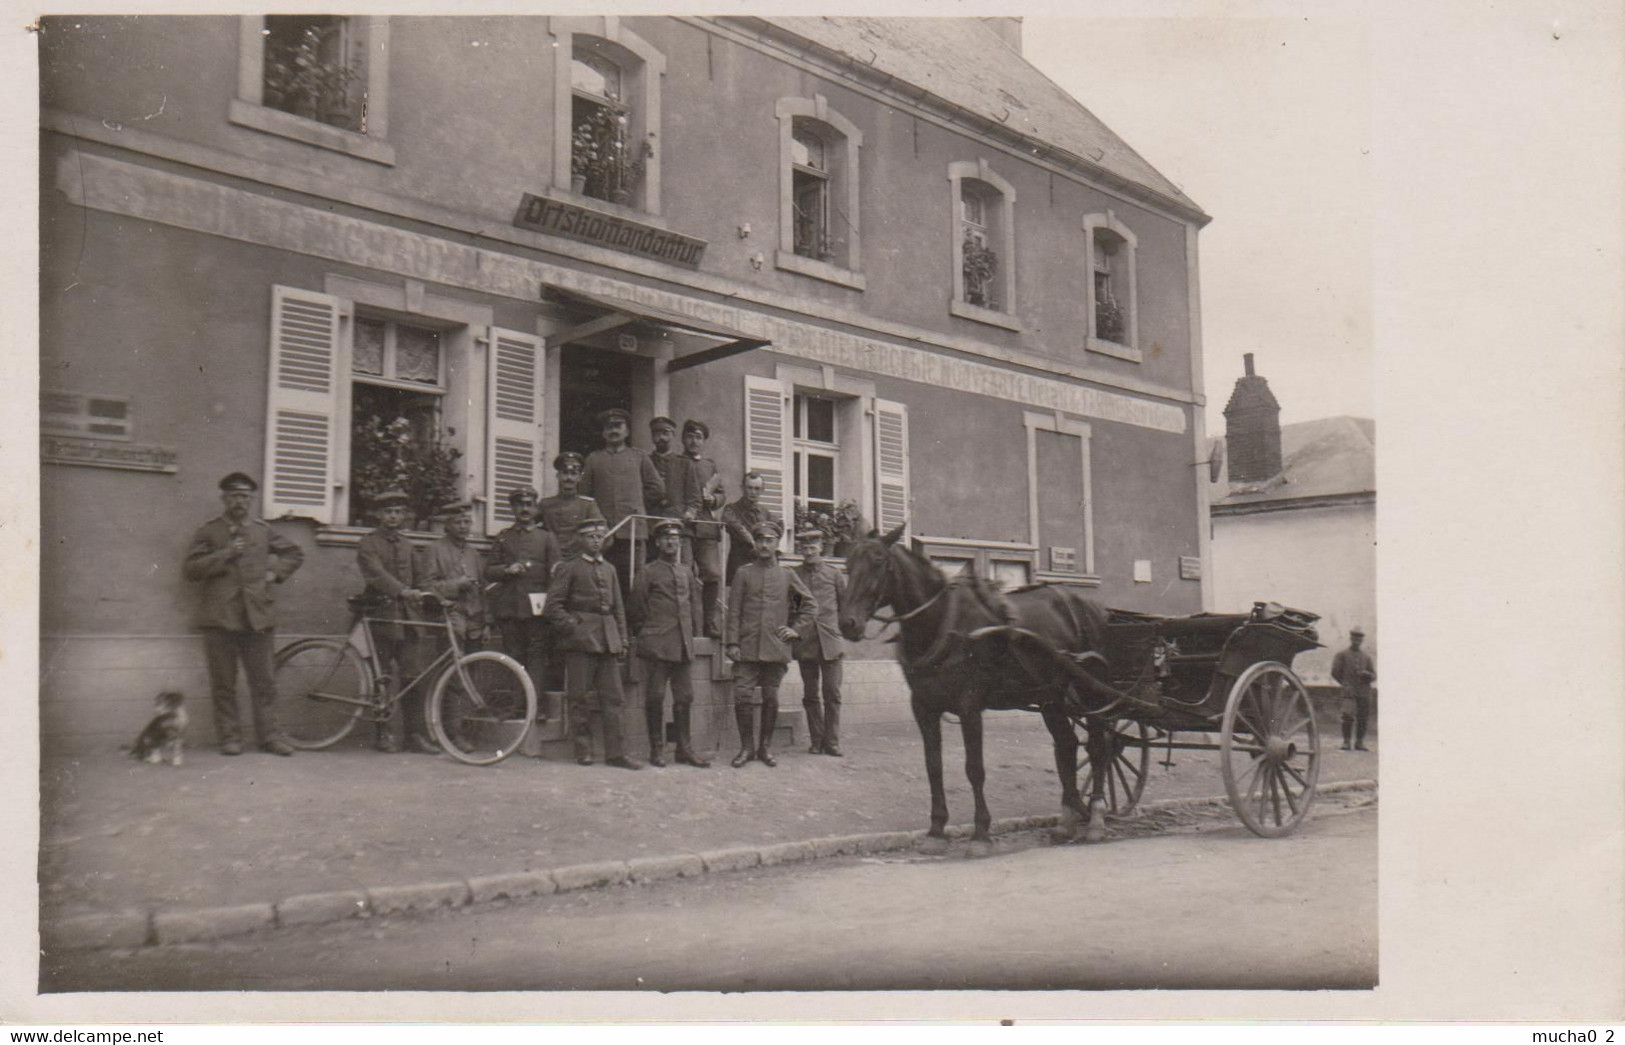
[183, 408, 850, 772]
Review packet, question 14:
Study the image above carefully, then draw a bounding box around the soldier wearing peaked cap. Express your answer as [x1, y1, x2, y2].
[1332, 627, 1376, 752]
[724, 518, 815, 768]
[538, 451, 604, 560]
[485, 484, 561, 711]
[416, 501, 486, 653]
[578, 406, 664, 603]
[794, 527, 848, 756]
[183, 472, 305, 756]
[545, 516, 641, 770]
[629, 519, 709, 767]
[671, 418, 725, 637]
[647, 415, 682, 522]
[722, 471, 781, 587]
[356, 487, 435, 754]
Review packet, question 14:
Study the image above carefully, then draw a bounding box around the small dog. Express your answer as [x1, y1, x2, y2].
[130, 691, 189, 766]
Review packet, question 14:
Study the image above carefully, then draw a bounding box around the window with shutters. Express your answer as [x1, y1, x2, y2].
[231, 16, 394, 165]
[948, 160, 1019, 330]
[263, 284, 542, 537]
[741, 374, 908, 552]
[1082, 211, 1140, 362]
[775, 96, 865, 291]
[550, 18, 664, 214]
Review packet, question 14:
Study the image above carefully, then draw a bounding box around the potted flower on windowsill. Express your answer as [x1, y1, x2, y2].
[962, 237, 998, 309]
[262, 22, 362, 132]
[1096, 296, 1127, 344]
[794, 500, 865, 558]
[572, 106, 653, 205]
[352, 415, 464, 530]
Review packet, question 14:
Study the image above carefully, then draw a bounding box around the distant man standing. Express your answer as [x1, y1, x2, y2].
[356, 489, 433, 754]
[672, 419, 726, 638]
[725, 521, 815, 768]
[546, 518, 641, 770]
[183, 472, 304, 756]
[1332, 627, 1377, 752]
[630, 520, 709, 768]
[722, 471, 780, 587]
[537, 451, 604, 561]
[417, 501, 487, 653]
[793, 528, 848, 757]
[578, 407, 664, 600]
[485, 485, 561, 709]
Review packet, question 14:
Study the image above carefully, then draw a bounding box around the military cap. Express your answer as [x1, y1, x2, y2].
[682, 419, 710, 439]
[751, 520, 782, 540]
[553, 451, 585, 471]
[218, 471, 259, 492]
[372, 488, 410, 508]
[652, 519, 684, 540]
[596, 407, 631, 426]
[507, 485, 541, 505]
[435, 500, 474, 518]
[795, 528, 826, 545]
[649, 415, 677, 433]
[577, 516, 609, 532]
[1349, 626, 1365, 637]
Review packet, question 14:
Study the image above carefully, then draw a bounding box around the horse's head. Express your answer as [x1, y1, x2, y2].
[838, 521, 907, 641]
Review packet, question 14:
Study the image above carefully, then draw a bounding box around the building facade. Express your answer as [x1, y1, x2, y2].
[40, 15, 1213, 752]
[1209, 356, 1377, 687]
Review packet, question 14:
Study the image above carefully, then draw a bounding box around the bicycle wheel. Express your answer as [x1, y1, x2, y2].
[429, 650, 537, 766]
[274, 638, 372, 749]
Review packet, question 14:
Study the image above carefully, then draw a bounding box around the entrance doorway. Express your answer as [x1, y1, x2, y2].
[558, 345, 638, 458]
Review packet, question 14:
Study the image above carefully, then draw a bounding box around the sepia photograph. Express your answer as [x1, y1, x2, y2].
[10, 0, 1622, 1028]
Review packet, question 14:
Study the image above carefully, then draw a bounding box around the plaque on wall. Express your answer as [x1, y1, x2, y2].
[514, 193, 707, 269]
[42, 436, 177, 474]
[1049, 546, 1078, 573]
[1179, 556, 1203, 580]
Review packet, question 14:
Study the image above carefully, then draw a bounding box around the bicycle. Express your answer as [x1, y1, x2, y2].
[273, 594, 538, 766]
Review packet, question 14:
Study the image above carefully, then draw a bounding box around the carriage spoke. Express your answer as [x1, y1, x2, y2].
[1279, 773, 1301, 816]
[1268, 767, 1284, 825]
[1279, 710, 1313, 738]
[1280, 760, 1311, 791]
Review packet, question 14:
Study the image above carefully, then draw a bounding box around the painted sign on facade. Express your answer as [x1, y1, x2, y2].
[514, 194, 706, 268]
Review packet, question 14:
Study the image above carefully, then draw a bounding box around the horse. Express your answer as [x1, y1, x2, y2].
[838, 523, 1152, 846]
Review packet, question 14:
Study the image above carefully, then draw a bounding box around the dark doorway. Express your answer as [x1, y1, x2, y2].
[559, 345, 638, 458]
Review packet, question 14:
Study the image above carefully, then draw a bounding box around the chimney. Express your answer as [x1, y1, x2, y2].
[978, 17, 1023, 55]
[1223, 353, 1283, 482]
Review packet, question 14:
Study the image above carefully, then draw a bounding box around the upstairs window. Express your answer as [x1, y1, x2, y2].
[549, 19, 664, 214]
[775, 96, 865, 290]
[792, 393, 839, 518]
[1082, 212, 1140, 360]
[262, 16, 367, 132]
[948, 160, 1019, 330]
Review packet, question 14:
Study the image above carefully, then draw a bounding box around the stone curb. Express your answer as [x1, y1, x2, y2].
[42, 780, 1376, 952]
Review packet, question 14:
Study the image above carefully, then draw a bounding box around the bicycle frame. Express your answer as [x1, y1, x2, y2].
[347, 608, 470, 720]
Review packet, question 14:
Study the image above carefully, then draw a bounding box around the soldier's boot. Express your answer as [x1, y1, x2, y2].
[756, 699, 779, 768]
[1340, 716, 1353, 751]
[573, 700, 595, 766]
[803, 695, 825, 755]
[1355, 720, 1369, 752]
[674, 706, 709, 767]
[730, 705, 757, 768]
[823, 702, 842, 757]
[645, 703, 667, 767]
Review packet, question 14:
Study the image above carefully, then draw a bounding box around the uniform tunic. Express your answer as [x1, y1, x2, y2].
[721, 497, 781, 583]
[545, 554, 627, 654]
[629, 558, 704, 663]
[578, 446, 664, 546]
[792, 561, 847, 663]
[483, 523, 562, 621]
[356, 528, 422, 644]
[417, 536, 486, 642]
[183, 515, 305, 631]
[648, 451, 683, 518]
[537, 493, 603, 559]
[726, 559, 815, 663]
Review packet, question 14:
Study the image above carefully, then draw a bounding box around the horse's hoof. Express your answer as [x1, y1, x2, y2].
[966, 838, 994, 858]
[916, 835, 950, 856]
[1050, 807, 1086, 843]
[1083, 820, 1107, 844]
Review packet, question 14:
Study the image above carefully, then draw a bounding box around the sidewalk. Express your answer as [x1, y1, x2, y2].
[39, 716, 1378, 948]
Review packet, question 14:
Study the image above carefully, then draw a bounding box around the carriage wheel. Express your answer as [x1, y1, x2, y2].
[1075, 718, 1152, 816]
[1220, 661, 1321, 838]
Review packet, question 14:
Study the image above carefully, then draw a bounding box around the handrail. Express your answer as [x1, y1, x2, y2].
[600, 511, 730, 628]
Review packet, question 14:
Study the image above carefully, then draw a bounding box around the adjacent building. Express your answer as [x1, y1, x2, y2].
[1209, 355, 1376, 686]
[40, 15, 1213, 751]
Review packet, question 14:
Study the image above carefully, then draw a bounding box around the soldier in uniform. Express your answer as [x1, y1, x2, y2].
[725, 520, 815, 768]
[578, 407, 664, 603]
[356, 488, 434, 754]
[793, 528, 848, 757]
[672, 418, 726, 638]
[417, 501, 487, 653]
[183, 471, 305, 756]
[722, 471, 780, 587]
[629, 520, 709, 768]
[484, 485, 561, 710]
[537, 451, 604, 560]
[646, 415, 682, 520]
[546, 517, 642, 770]
[1332, 626, 1377, 752]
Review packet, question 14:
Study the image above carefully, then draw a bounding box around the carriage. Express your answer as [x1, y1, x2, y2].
[839, 526, 1328, 844]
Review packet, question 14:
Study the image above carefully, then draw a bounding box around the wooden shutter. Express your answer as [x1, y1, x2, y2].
[263, 286, 344, 523]
[743, 374, 791, 544]
[485, 326, 545, 534]
[873, 397, 910, 537]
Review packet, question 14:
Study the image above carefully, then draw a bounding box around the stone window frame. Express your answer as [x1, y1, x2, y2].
[948, 159, 1021, 332]
[231, 16, 395, 166]
[774, 95, 866, 291]
[1082, 210, 1141, 362]
[549, 16, 666, 216]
